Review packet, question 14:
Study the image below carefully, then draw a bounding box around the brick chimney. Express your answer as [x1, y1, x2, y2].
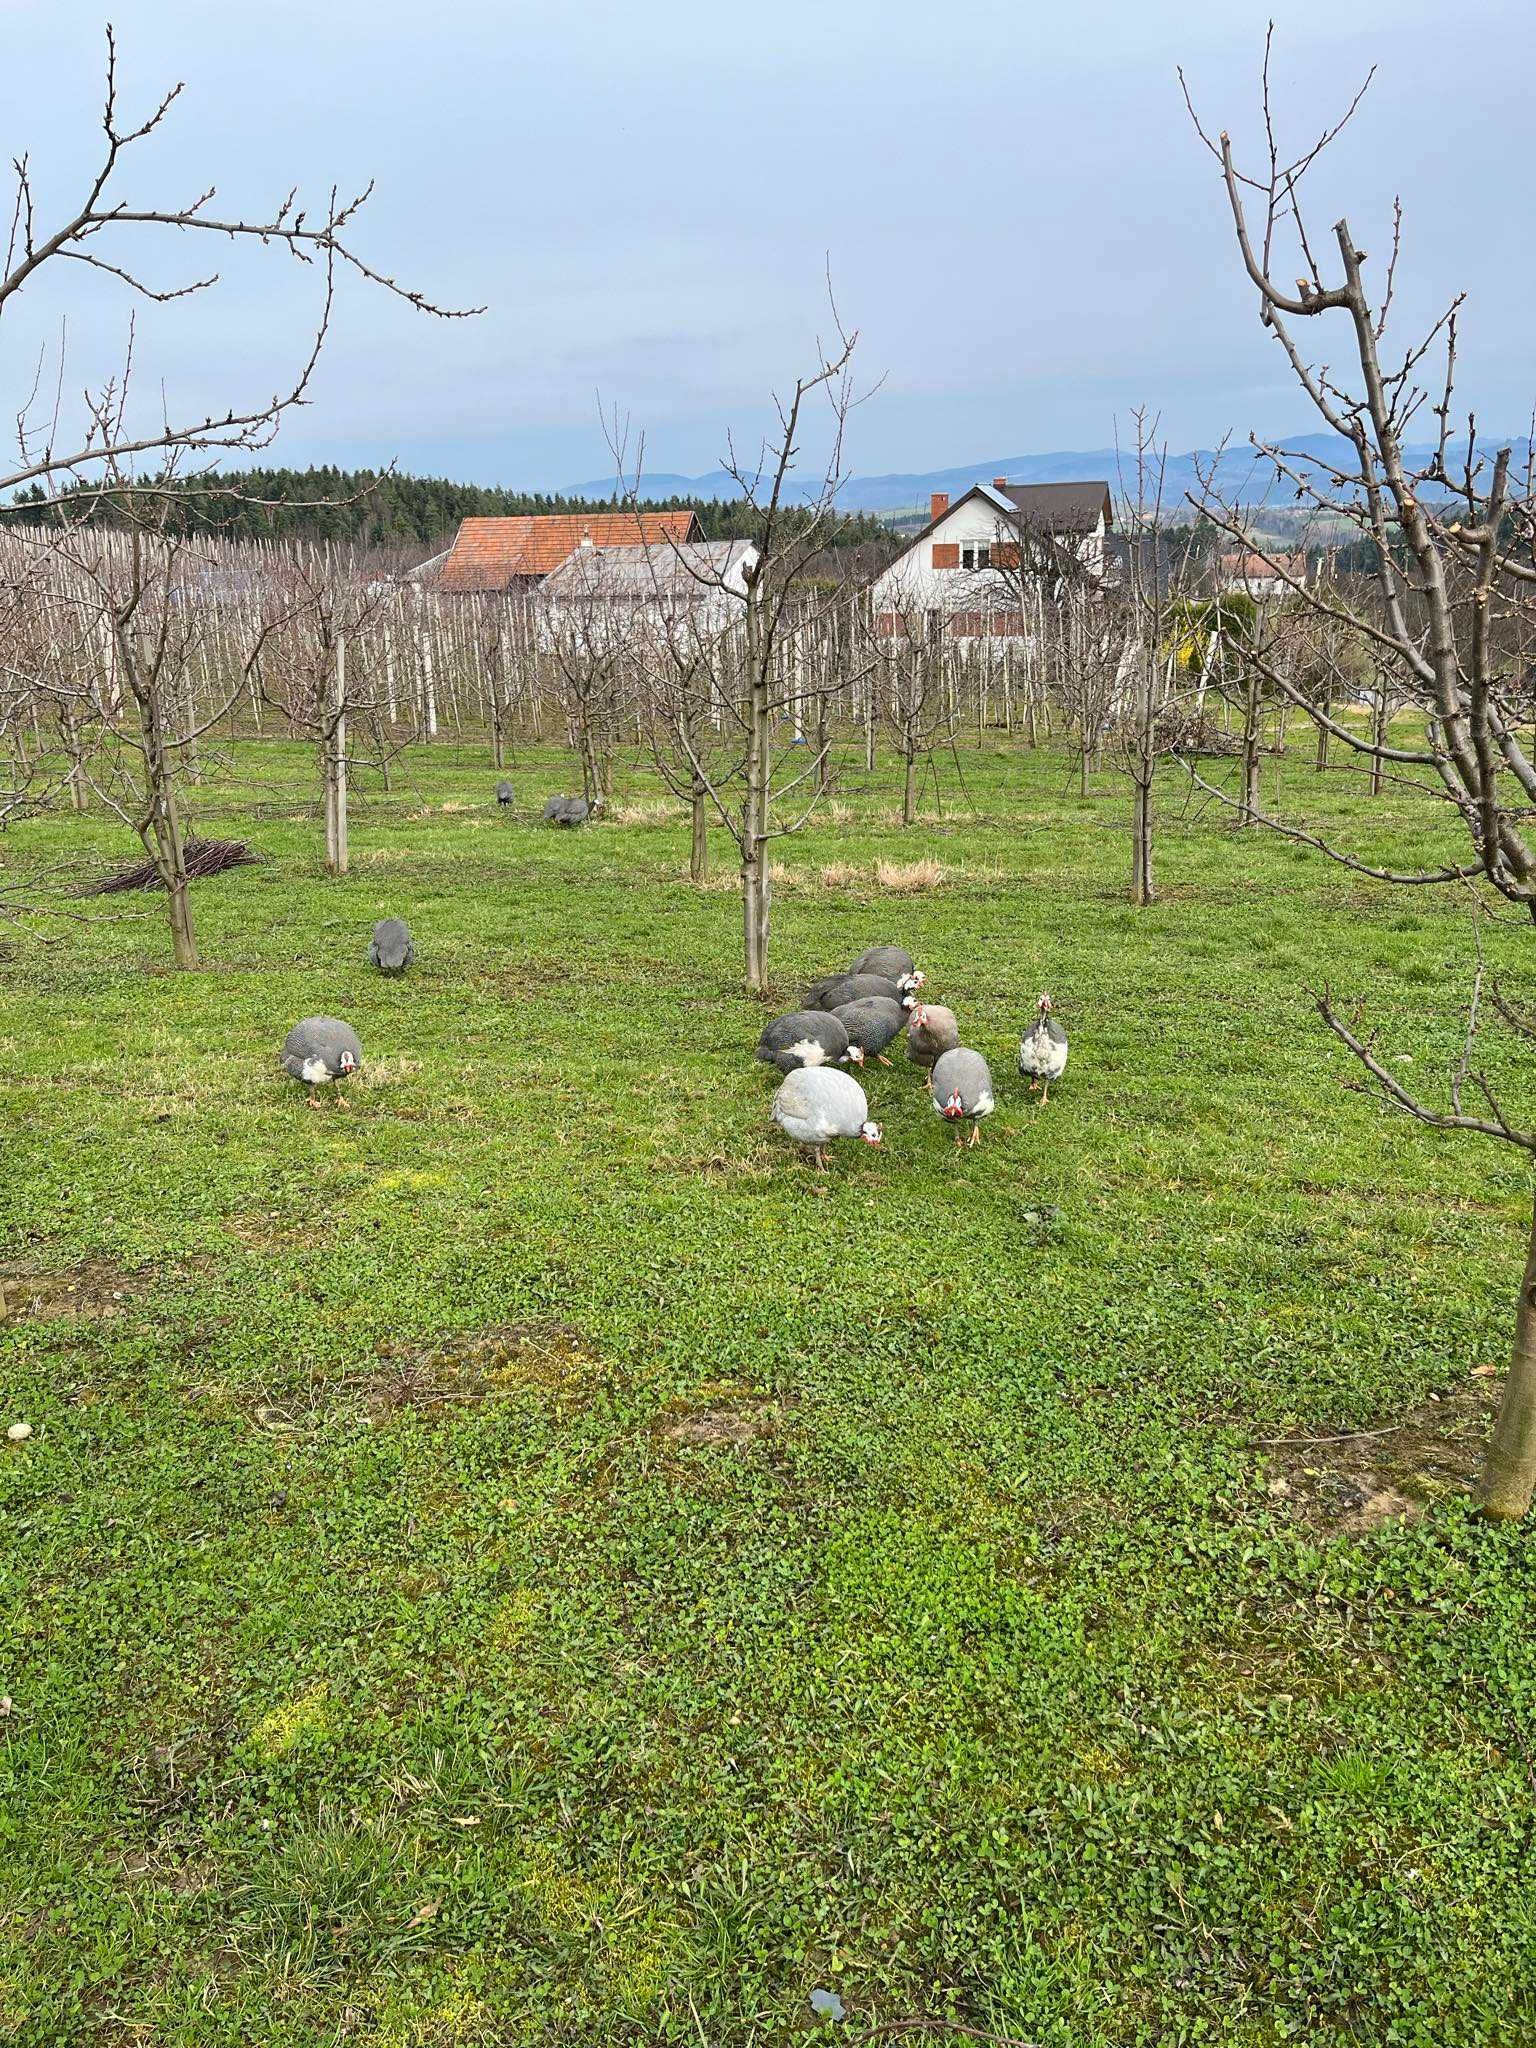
[929, 491, 949, 523]
[993, 476, 1008, 489]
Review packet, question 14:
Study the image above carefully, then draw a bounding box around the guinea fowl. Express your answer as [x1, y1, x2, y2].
[368, 917, 414, 975]
[771, 1066, 882, 1170]
[850, 944, 925, 994]
[832, 994, 906, 1067]
[280, 1017, 362, 1108]
[496, 780, 513, 808]
[814, 970, 916, 1014]
[543, 795, 592, 828]
[931, 1047, 995, 1146]
[756, 1008, 851, 1075]
[906, 1002, 960, 1078]
[1018, 992, 1069, 1102]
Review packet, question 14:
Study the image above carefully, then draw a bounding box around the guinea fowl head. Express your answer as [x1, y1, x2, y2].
[899, 970, 925, 997]
[941, 1086, 965, 1119]
[842, 1043, 866, 1067]
[338, 1048, 358, 1075]
[911, 1003, 929, 1029]
[1037, 992, 1053, 1015]
[859, 1120, 883, 1146]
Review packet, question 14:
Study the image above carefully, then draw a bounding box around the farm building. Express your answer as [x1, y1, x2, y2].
[416, 509, 703, 595]
[539, 538, 757, 644]
[1220, 549, 1308, 601]
[870, 478, 1112, 641]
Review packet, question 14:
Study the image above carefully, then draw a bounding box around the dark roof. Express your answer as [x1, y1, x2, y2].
[993, 481, 1113, 532]
[906, 477, 1112, 552]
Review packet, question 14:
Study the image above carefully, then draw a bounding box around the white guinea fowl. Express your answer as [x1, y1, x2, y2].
[771, 1066, 882, 1170]
[1018, 992, 1069, 1101]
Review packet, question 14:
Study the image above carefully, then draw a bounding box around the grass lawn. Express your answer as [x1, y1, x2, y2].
[3, 734, 1534, 2045]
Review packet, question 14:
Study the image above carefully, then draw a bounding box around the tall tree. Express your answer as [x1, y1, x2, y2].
[1185, 34, 1536, 1517]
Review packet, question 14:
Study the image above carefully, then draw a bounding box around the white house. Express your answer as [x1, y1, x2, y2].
[1220, 549, 1307, 602]
[871, 478, 1112, 641]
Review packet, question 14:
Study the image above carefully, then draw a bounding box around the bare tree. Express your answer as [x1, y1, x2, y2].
[0, 30, 474, 507]
[626, 325, 871, 991]
[255, 552, 396, 876]
[1184, 37, 1536, 1517]
[865, 608, 954, 825]
[24, 501, 280, 965]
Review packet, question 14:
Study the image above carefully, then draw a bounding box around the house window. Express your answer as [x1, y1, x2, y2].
[959, 542, 991, 571]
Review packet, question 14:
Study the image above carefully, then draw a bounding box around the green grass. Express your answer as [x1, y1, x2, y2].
[3, 735, 1535, 2045]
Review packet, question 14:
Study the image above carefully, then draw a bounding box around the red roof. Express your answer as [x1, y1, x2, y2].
[1221, 550, 1306, 582]
[434, 511, 701, 591]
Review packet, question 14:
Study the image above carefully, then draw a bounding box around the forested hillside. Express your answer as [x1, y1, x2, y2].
[4, 467, 896, 554]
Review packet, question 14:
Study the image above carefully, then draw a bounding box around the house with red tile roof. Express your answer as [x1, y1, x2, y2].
[421, 510, 703, 594]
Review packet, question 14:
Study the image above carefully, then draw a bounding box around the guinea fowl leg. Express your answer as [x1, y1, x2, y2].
[876, 1054, 893, 1067]
[969, 1123, 982, 1147]
[814, 1146, 828, 1172]
[1040, 1082, 1049, 1105]
[306, 1092, 322, 1111]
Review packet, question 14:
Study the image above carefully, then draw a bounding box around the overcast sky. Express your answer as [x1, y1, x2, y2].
[2, 0, 1531, 490]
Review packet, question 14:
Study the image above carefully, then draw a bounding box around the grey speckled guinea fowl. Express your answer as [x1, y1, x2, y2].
[543, 795, 592, 827]
[832, 994, 906, 1066]
[771, 1066, 882, 1169]
[496, 780, 513, 808]
[814, 971, 915, 1014]
[755, 1009, 850, 1075]
[368, 917, 414, 975]
[906, 1002, 960, 1076]
[1018, 992, 1069, 1101]
[850, 944, 924, 993]
[931, 1046, 996, 1146]
[280, 1017, 362, 1107]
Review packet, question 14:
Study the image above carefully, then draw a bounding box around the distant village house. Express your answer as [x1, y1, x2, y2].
[415, 510, 703, 594]
[871, 478, 1113, 643]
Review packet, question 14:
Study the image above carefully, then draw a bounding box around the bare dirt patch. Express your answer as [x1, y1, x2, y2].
[0, 1256, 155, 1322]
[1261, 1375, 1499, 1536]
[353, 1319, 604, 1420]
[658, 1392, 791, 1447]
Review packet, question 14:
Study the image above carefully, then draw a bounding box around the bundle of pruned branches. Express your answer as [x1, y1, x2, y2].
[85, 836, 259, 896]
[1130, 706, 1244, 758]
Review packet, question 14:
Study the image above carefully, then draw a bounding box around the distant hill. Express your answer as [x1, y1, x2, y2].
[568, 434, 1534, 519]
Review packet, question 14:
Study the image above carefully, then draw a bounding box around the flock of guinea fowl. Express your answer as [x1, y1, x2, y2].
[756, 946, 1068, 1168]
[276, 787, 1070, 1169]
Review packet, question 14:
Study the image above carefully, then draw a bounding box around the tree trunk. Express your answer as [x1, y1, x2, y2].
[741, 631, 772, 994]
[1478, 1193, 1536, 1520]
[901, 734, 917, 826]
[690, 780, 709, 882]
[325, 636, 349, 877]
[1314, 694, 1330, 772]
[139, 695, 198, 969]
[1130, 768, 1155, 905]
[1241, 675, 1262, 825]
[1369, 694, 1387, 795]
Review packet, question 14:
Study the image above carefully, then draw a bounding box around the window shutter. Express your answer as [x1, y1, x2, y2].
[932, 543, 959, 569]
